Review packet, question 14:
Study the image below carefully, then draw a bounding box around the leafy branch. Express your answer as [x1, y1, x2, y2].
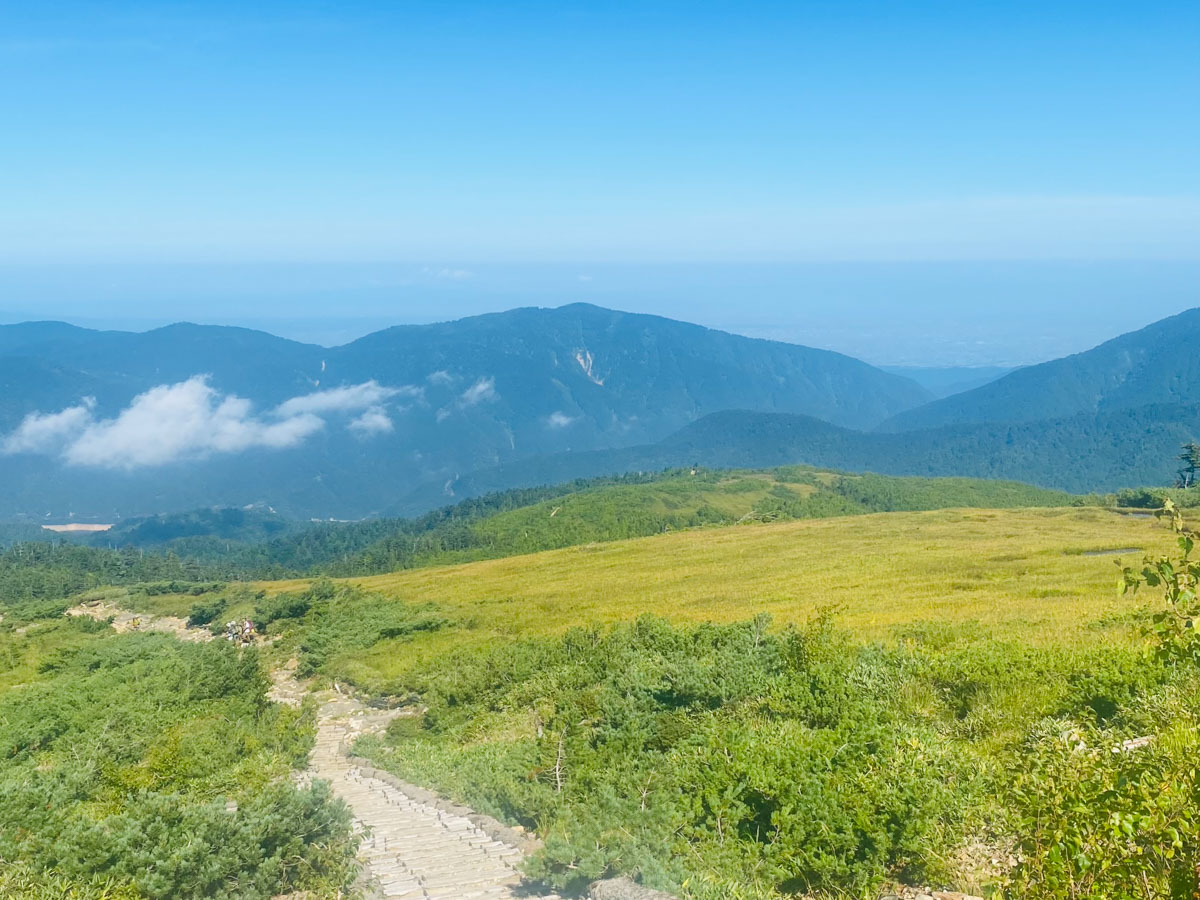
[1119, 499, 1200, 664]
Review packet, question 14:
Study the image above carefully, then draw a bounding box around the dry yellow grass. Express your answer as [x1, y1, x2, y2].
[263, 507, 1176, 680]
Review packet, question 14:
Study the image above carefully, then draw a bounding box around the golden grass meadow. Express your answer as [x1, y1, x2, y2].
[256, 506, 1175, 685]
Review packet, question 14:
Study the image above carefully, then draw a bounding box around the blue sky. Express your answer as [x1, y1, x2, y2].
[1, 1, 1197, 362]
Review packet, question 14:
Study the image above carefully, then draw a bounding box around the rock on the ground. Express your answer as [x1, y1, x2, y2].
[589, 877, 680, 900]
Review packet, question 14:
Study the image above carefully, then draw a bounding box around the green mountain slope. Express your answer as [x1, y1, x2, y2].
[94, 506, 300, 550]
[392, 403, 1200, 512]
[881, 307, 1200, 431]
[123, 468, 1080, 576]
[340, 468, 1075, 574]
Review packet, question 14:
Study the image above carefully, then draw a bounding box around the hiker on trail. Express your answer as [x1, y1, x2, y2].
[241, 619, 255, 644]
[225, 620, 238, 642]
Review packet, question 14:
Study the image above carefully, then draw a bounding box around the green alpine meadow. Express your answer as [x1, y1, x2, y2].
[3, 3, 1197, 896]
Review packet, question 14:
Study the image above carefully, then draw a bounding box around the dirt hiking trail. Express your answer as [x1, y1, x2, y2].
[68, 601, 561, 900]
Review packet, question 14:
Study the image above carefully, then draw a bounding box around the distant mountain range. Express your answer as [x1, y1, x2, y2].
[0, 304, 928, 520]
[395, 403, 1199, 512]
[879, 365, 1015, 400]
[1, 303, 1196, 521]
[880, 308, 1200, 431]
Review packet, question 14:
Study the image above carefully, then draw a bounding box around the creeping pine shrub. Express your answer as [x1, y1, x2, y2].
[1, 596, 72, 624]
[297, 593, 447, 678]
[186, 596, 225, 626]
[369, 614, 970, 897]
[141, 581, 224, 596]
[254, 577, 336, 626]
[48, 782, 356, 900]
[0, 627, 359, 899]
[248, 578, 447, 681]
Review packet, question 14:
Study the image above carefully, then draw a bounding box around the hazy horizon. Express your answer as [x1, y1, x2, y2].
[3, 260, 1196, 367]
[4, 3, 1198, 366]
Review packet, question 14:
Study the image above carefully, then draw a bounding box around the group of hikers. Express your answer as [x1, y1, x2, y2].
[224, 619, 256, 645]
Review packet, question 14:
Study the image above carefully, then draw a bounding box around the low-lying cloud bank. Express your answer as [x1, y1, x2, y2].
[2, 376, 410, 470]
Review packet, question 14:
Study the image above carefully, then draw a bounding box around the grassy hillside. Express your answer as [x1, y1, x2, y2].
[253, 507, 1172, 690]
[345, 468, 1079, 574]
[234, 505, 1198, 898]
[6, 501, 1197, 898]
[21, 467, 1076, 580]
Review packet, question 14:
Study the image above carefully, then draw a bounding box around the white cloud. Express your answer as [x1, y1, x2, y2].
[426, 370, 455, 386]
[348, 406, 394, 436]
[437, 376, 499, 422]
[546, 411, 579, 429]
[459, 377, 496, 407]
[275, 380, 418, 417]
[2, 375, 413, 469]
[60, 377, 324, 469]
[2, 399, 95, 454]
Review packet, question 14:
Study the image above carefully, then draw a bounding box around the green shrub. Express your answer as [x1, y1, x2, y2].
[364, 615, 975, 896]
[140, 580, 225, 596]
[253, 579, 333, 625]
[186, 597, 225, 626]
[296, 590, 447, 679]
[0, 625, 358, 898]
[1008, 717, 1200, 898]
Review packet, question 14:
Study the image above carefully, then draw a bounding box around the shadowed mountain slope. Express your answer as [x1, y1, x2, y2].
[880, 307, 1200, 432]
[390, 403, 1200, 514]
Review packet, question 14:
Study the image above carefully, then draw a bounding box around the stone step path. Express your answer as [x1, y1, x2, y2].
[66, 603, 559, 899]
[274, 666, 561, 900]
[63, 601, 994, 900]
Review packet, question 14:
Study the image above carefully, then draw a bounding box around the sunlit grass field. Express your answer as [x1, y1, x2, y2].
[259, 506, 1175, 686]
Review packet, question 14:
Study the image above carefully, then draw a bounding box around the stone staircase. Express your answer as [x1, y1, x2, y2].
[275, 669, 561, 900]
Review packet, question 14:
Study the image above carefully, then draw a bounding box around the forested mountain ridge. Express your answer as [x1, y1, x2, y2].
[333, 303, 930, 430]
[4, 307, 1199, 520]
[880, 307, 1200, 431]
[392, 402, 1200, 512]
[0, 305, 929, 520]
[0, 305, 929, 432]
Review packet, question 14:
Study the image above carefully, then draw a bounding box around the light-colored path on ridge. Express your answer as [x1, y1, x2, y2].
[271, 662, 560, 900]
[69, 601, 560, 900]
